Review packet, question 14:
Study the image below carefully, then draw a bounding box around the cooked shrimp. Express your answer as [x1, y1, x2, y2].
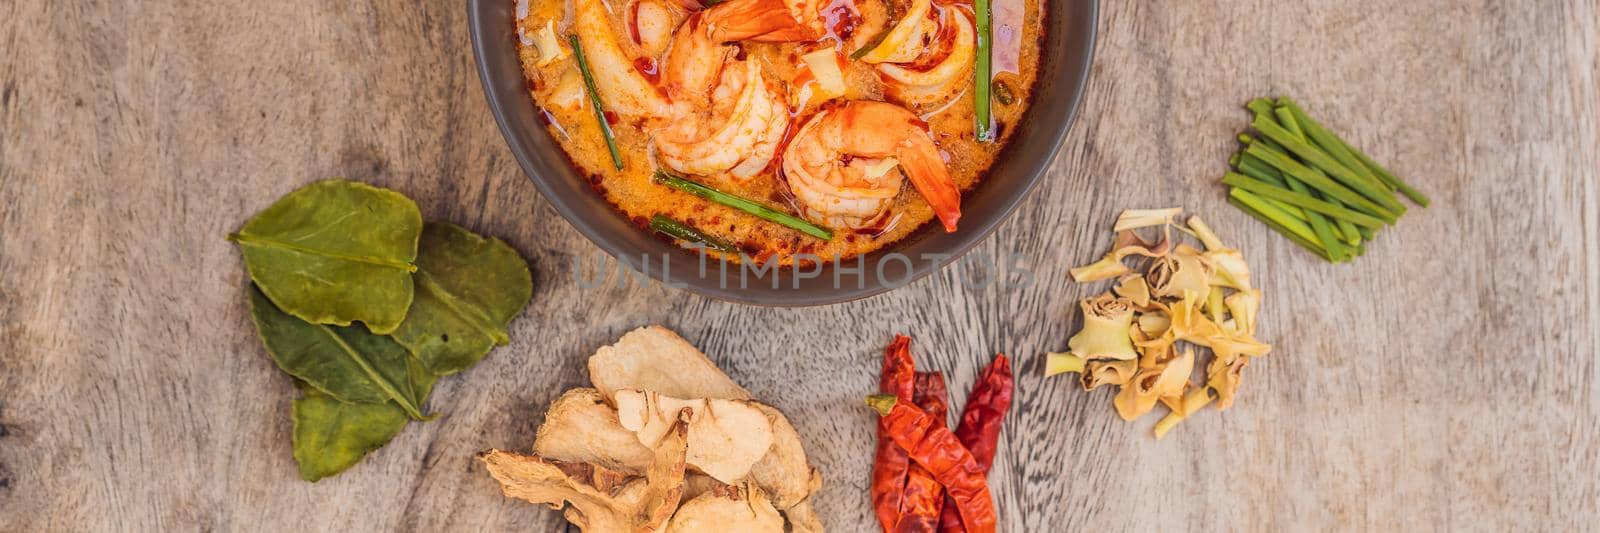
[859, 0, 976, 108]
[783, 101, 962, 231]
[653, 12, 792, 180]
[656, 57, 790, 179]
[571, 0, 820, 178]
[659, 0, 824, 101]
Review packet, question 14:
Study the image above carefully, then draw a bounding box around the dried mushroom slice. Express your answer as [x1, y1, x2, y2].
[782, 498, 826, 533]
[589, 326, 753, 403]
[679, 474, 725, 505]
[746, 403, 821, 510]
[614, 390, 775, 483]
[666, 484, 786, 533]
[634, 408, 691, 530]
[481, 413, 688, 533]
[534, 388, 654, 475]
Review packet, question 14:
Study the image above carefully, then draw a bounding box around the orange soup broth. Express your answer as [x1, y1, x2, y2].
[516, 0, 1044, 265]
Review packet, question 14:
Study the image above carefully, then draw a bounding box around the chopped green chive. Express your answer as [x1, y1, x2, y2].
[974, 0, 993, 141]
[652, 171, 833, 240]
[649, 215, 739, 253]
[568, 35, 623, 171]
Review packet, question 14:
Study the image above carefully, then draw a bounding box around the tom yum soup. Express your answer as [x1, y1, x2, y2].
[515, 0, 1042, 265]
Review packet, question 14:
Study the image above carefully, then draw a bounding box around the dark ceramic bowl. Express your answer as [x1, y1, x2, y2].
[469, 0, 1097, 306]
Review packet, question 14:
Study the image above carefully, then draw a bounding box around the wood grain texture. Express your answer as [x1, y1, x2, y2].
[2, 0, 1598, 531]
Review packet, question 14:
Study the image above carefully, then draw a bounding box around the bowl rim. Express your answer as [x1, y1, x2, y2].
[469, 0, 1099, 306]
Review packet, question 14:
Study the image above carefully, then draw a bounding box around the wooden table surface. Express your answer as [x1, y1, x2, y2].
[3, 0, 1598, 531]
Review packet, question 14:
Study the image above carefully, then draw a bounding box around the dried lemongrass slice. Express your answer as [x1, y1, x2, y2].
[1068, 255, 1133, 283]
[1185, 214, 1225, 251]
[1114, 207, 1183, 232]
[1113, 275, 1151, 308]
[1067, 294, 1139, 361]
[1205, 249, 1253, 290]
[1158, 386, 1208, 415]
[1166, 290, 1224, 346]
[1205, 287, 1228, 324]
[1225, 289, 1262, 335]
[1207, 332, 1272, 365]
[1146, 246, 1211, 299]
[1069, 231, 1172, 282]
[1136, 312, 1171, 338]
[1043, 352, 1085, 377]
[1116, 228, 1173, 256]
[1081, 359, 1137, 390]
[1112, 348, 1194, 421]
[1206, 355, 1249, 410]
[1056, 207, 1269, 437]
[1153, 387, 1214, 439]
[1131, 321, 1175, 370]
[1134, 337, 1176, 369]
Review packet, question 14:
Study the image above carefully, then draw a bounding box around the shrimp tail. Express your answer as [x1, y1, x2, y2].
[898, 149, 963, 232]
[703, 0, 824, 42]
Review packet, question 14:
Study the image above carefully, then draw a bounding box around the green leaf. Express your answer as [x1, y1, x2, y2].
[390, 223, 533, 376]
[231, 179, 423, 334]
[248, 284, 430, 419]
[292, 386, 409, 482]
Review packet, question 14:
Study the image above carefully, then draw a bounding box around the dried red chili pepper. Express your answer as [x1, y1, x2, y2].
[867, 395, 997, 533]
[871, 335, 918, 532]
[896, 372, 949, 532]
[938, 353, 1013, 532]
